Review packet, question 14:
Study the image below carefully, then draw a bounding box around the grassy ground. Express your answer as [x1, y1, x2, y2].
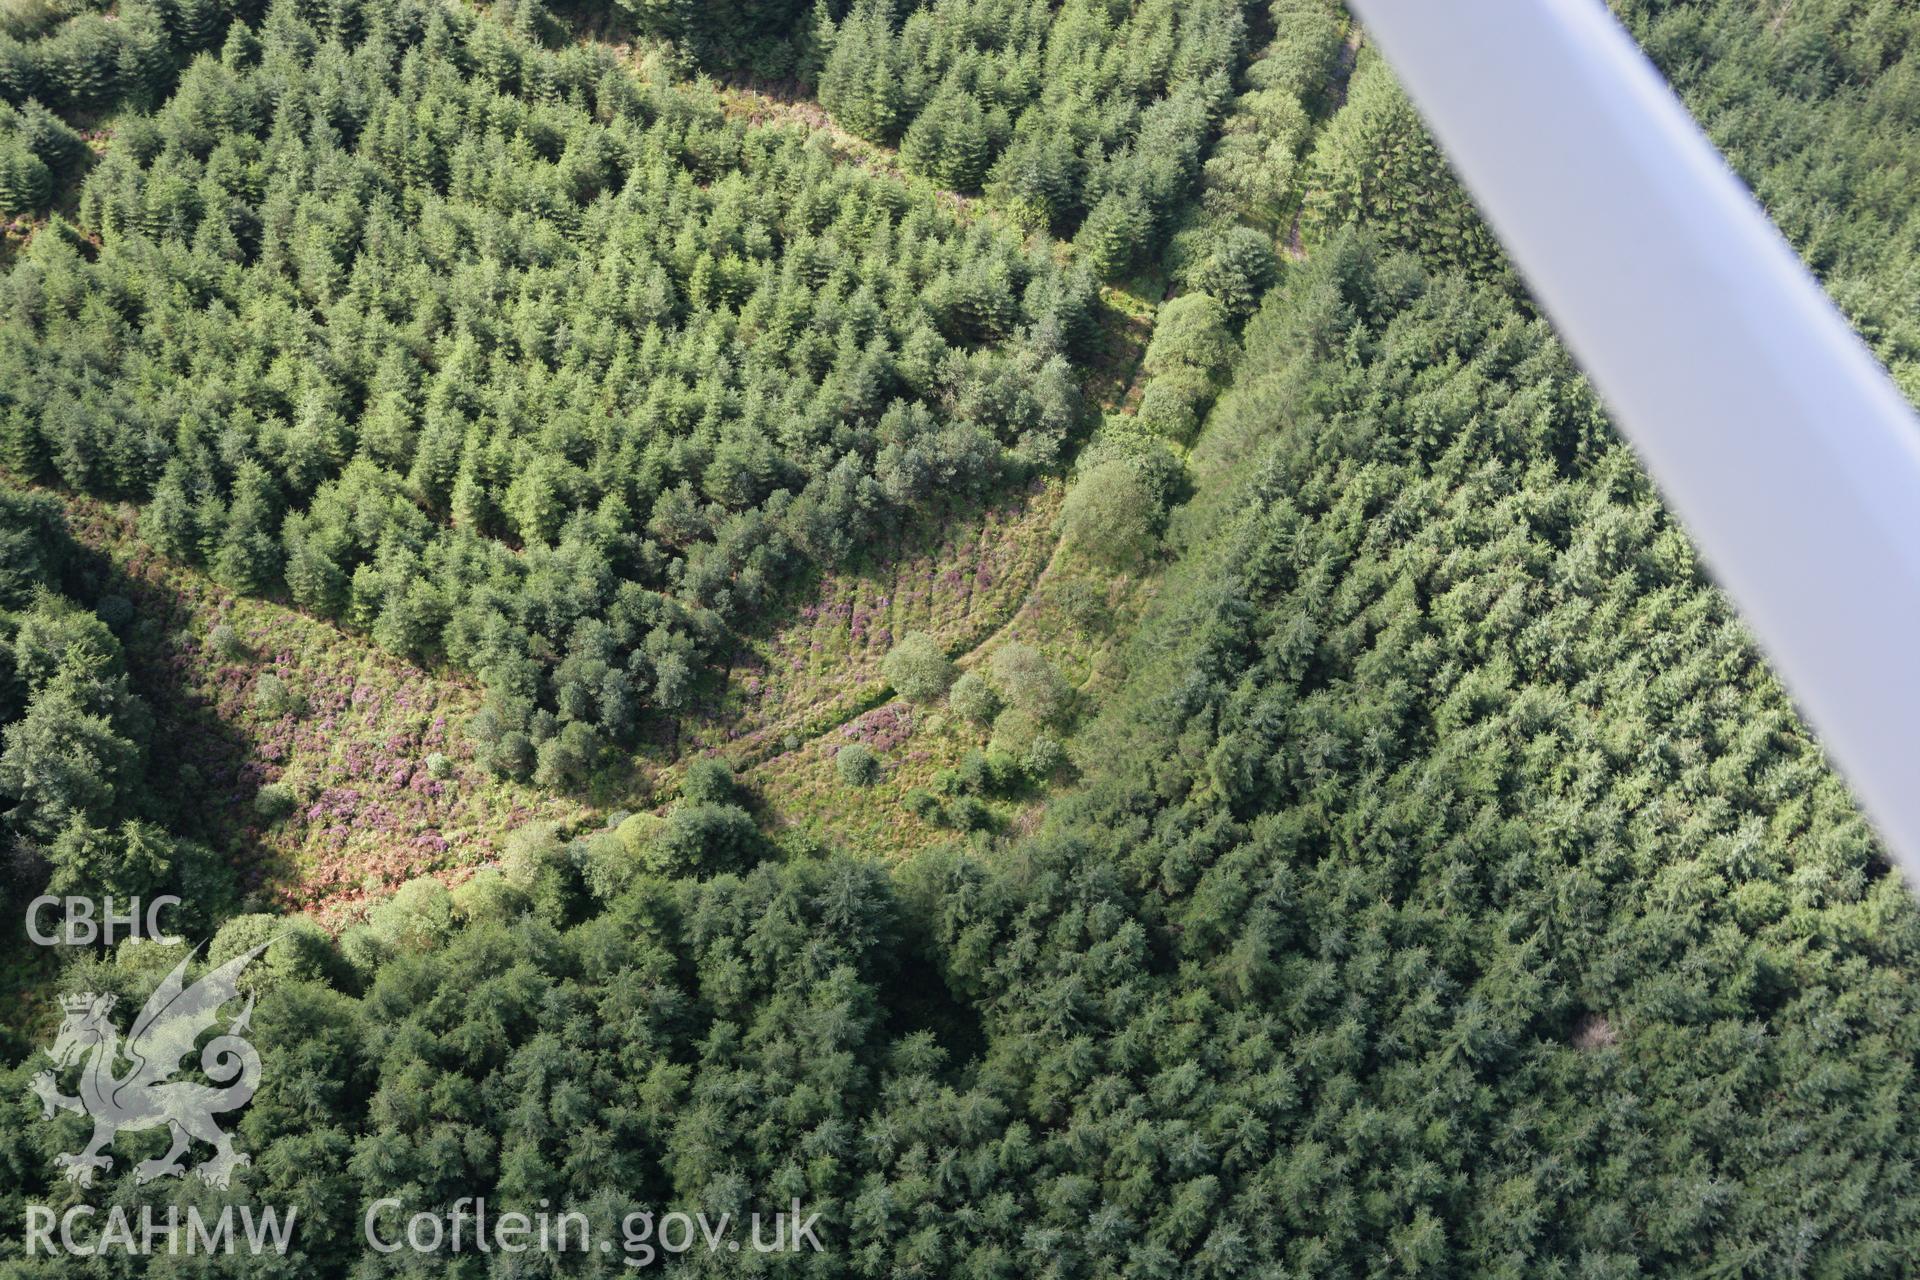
[682, 482, 1061, 765]
[736, 499, 1162, 859]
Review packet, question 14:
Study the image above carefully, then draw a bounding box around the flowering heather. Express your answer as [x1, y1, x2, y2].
[53, 495, 592, 917]
[843, 703, 914, 752]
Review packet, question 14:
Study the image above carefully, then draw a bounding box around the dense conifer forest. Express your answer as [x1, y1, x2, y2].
[4, 0, 1920, 1273]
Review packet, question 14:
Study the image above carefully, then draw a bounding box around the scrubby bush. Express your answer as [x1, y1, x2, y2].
[208, 913, 339, 993]
[950, 796, 992, 831]
[1023, 735, 1064, 779]
[468, 701, 536, 779]
[647, 802, 761, 877]
[500, 821, 565, 888]
[1144, 293, 1236, 380]
[579, 829, 637, 901]
[499, 819, 582, 925]
[451, 869, 529, 923]
[957, 748, 993, 795]
[882, 631, 955, 703]
[681, 757, 737, 805]
[948, 671, 1000, 725]
[250, 673, 306, 718]
[988, 643, 1071, 724]
[837, 742, 882, 786]
[1257, 0, 1348, 103]
[984, 748, 1022, 789]
[988, 706, 1043, 760]
[1060, 459, 1163, 566]
[206, 913, 278, 967]
[1203, 89, 1312, 228]
[616, 811, 666, 857]
[1135, 375, 1204, 444]
[367, 876, 456, 953]
[337, 924, 391, 977]
[494, 731, 535, 781]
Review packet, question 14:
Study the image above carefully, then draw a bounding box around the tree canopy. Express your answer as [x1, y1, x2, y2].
[0, 0, 1099, 784]
[7, 0, 1920, 1273]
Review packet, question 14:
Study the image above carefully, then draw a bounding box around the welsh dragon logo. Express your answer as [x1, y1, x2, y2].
[28, 942, 269, 1190]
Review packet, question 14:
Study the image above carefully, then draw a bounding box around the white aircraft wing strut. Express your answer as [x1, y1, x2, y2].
[1350, 0, 1920, 874]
